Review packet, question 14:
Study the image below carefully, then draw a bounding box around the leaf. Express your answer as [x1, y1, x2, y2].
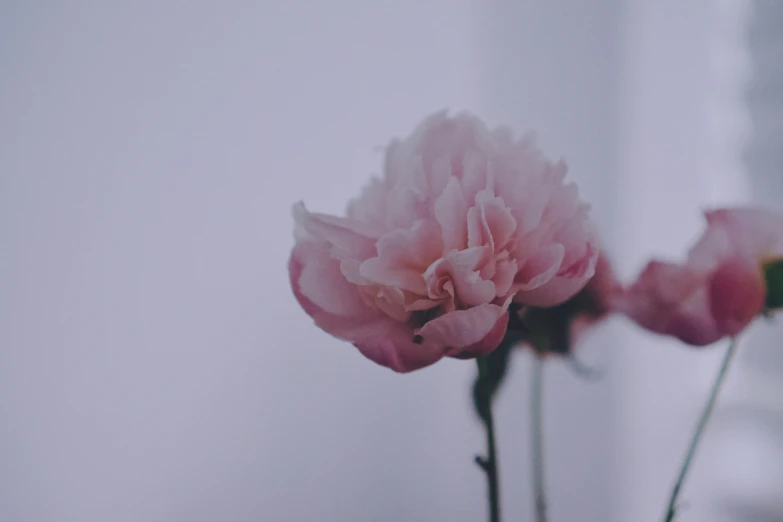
[764, 259, 783, 310]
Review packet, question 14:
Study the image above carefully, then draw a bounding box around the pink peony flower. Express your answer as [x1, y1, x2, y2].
[617, 208, 783, 346]
[289, 111, 598, 372]
[509, 253, 621, 355]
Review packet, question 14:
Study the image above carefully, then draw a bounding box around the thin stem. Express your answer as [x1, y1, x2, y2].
[531, 353, 548, 522]
[476, 357, 501, 522]
[663, 338, 738, 522]
[484, 398, 500, 522]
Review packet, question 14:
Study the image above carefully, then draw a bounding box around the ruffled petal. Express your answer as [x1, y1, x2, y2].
[514, 243, 565, 290]
[414, 297, 512, 354]
[350, 319, 446, 373]
[434, 176, 468, 252]
[293, 202, 378, 259]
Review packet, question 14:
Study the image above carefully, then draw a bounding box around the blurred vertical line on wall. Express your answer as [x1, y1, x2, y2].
[706, 1, 783, 520]
[741, 1, 783, 378]
[703, 0, 753, 207]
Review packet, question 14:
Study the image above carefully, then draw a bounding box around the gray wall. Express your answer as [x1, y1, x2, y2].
[1, 2, 767, 522]
[0, 3, 487, 521]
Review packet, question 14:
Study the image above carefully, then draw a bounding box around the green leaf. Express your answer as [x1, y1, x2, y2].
[764, 259, 783, 310]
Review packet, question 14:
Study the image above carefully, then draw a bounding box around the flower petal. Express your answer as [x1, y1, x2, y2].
[434, 176, 468, 252]
[296, 245, 369, 317]
[350, 319, 446, 373]
[704, 207, 783, 261]
[467, 190, 517, 252]
[289, 111, 599, 372]
[293, 202, 378, 259]
[424, 247, 496, 307]
[493, 259, 518, 298]
[450, 311, 510, 359]
[514, 243, 565, 290]
[708, 256, 765, 337]
[617, 261, 723, 346]
[359, 221, 442, 294]
[414, 297, 512, 352]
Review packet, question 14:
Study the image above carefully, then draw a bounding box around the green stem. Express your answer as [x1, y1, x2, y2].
[476, 356, 501, 522]
[663, 338, 738, 522]
[531, 353, 548, 522]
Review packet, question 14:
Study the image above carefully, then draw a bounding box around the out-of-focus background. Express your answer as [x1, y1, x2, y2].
[2, 1, 781, 521]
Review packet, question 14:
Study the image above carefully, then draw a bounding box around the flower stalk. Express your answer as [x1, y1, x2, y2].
[531, 353, 548, 522]
[475, 355, 501, 522]
[663, 338, 738, 522]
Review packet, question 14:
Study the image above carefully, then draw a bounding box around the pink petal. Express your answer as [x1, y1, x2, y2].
[517, 275, 593, 308]
[513, 163, 566, 236]
[420, 113, 490, 179]
[359, 221, 442, 294]
[291, 256, 441, 373]
[515, 244, 597, 308]
[543, 181, 581, 229]
[289, 111, 602, 372]
[704, 207, 783, 261]
[617, 261, 723, 346]
[493, 259, 518, 297]
[414, 297, 512, 353]
[382, 220, 442, 267]
[467, 190, 517, 252]
[434, 176, 468, 252]
[426, 247, 496, 307]
[460, 149, 491, 197]
[293, 202, 378, 259]
[370, 287, 412, 323]
[350, 319, 446, 373]
[297, 246, 368, 317]
[587, 253, 623, 313]
[552, 210, 594, 270]
[289, 243, 381, 340]
[664, 308, 724, 346]
[617, 261, 699, 325]
[429, 155, 453, 199]
[450, 311, 510, 359]
[708, 256, 765, 337]
[385, 185, 427, 230]
[288, 241, 329, 318]
[359, 257, 426, 295]
[686, 220, 734, 271]
[515, 243, 565, 290]
[346, 177, 387, 232]
[557, 240, 597, 279]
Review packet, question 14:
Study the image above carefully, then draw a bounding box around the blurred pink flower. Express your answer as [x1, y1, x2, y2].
[617, 208, 783, 346]
[289, 111, 598, 372]
[510, 253, 621, 355]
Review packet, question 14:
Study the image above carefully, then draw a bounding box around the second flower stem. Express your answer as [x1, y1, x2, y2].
[663, 337, 738, 522]
[531, 353, 548, 522]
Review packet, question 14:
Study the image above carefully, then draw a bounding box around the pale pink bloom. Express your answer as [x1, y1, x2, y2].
[289, 111, 598, 372]
[617, 208, 783, 346]
[511, 253, 621, 355]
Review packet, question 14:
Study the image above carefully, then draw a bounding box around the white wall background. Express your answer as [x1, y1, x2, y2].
[0, 2, 761, 521]
[0, 3, 490, 522]
[615, 1, 756, 521]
